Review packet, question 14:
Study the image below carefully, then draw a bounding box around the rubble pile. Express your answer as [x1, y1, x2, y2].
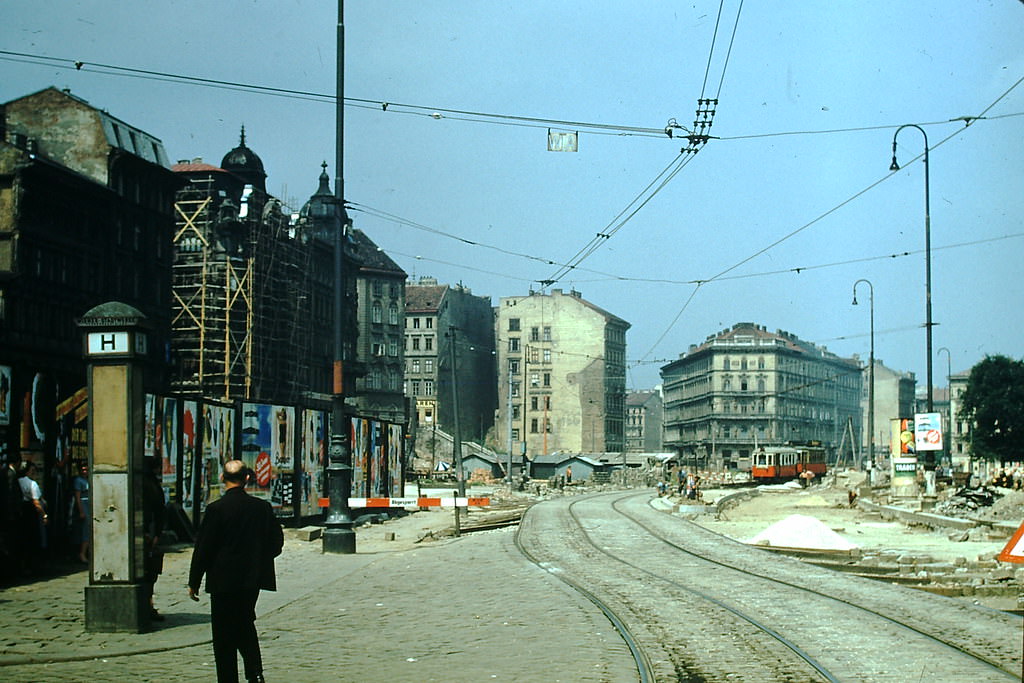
[933, 486, 1002, 518]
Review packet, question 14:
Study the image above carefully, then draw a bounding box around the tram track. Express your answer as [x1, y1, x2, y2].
[515, 489, 1021, 682]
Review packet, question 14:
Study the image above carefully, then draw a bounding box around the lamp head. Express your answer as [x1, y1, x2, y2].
[889, 156, 900, 172]
[852, 295, 859, 306]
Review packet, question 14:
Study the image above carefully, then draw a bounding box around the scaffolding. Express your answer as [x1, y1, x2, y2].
[171, 172, 325, 405]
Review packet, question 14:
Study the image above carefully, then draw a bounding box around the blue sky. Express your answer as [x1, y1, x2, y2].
[3, 1, 1022, 391]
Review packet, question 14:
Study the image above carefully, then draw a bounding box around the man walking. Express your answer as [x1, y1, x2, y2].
[188, 460, 283, 683]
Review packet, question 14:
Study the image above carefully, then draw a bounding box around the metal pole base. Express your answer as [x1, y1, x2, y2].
[323, 527, 356, 554]
[85, 583, 150, 633]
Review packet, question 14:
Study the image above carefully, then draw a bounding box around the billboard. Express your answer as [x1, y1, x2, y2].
[914, 412, 944, 452]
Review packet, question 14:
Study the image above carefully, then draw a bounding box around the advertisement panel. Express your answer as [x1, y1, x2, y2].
[200, 402, 234, 512]
[181, 400, 198, 520]
[240, 403, 295, 515]
[890, 418, 917, 483]
[914, 412, 944, 452]
[299, 409, 326, 517]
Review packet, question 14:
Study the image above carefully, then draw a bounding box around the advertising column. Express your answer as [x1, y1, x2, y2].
[78, 302, 151, 633]
[890, 418, 918, 500]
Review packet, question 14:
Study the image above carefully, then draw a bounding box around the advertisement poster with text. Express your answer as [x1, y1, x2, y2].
[241, 403, 295, 513]
[299, 409, 326, 517]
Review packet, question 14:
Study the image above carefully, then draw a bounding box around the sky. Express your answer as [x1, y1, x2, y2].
[2, 1, 1022, 392]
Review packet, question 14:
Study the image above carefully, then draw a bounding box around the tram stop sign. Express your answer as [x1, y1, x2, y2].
[998, 520, 1024, 563]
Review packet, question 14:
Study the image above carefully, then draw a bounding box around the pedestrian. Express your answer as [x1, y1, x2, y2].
[17, 461, 47, 575]
[565, 466, 572, 484]
[189, 460, 283, 683]
[70, 461, 90, 564]
[143, 456, 166, 621]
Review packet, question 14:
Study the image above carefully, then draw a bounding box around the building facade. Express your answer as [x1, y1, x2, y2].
[405, 276, 496, 442]
[861, 359, 916, 463]
[661, 322, 863, 470]
[948, 370, 971, 473]
[171, 140, 348, 406]
[0, 86, 179, 526]
[349, 228, 407, 425]
[625, 390, 663, 453]
[495, 289, 629, 458]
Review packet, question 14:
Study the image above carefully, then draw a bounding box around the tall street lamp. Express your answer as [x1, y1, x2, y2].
[852, 279, 874, 480]
[890, 125, 934, 415]
[324, 0, 355, 554]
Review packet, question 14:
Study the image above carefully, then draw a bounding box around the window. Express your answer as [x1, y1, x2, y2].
[512, 406, 520, 420]
[758, 357, 765, 369]
[531, 418, 539, 433]
[426, 318, 433, 329]
[372, 280, 383, 296]
[543, 373, 551, 387]
[509, 337, 520, 352]
[543, 326, 551, 341]
[530, 373, 540, 387]
[543, 349, 551, 363]
[425, 337, 433, 351]
[530, 327, 540, 341]
[544, 396, 551, 410]
[424, 359, 433, 373]
[530, 397, 538, 410]
[412, 360, 421, 374]
[508, 318, 520, 332]
[509, 359, 520, 374]
[424, 380, 434, 395]
[372, 303, 382, 323]
[413, 318, 421, 329]
[389, 305, 399, 325]
[412, 338, 420, 350]
[741, 379, 748, 391]
[511, 382, 520, 397]
[389, 340, 399, 357]
[511, 428, 520, 441]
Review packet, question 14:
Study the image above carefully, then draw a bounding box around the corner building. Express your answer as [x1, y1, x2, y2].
[661, 322, 862, 470]
[495, 289, 629, 459]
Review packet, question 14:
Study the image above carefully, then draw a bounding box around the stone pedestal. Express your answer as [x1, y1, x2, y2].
[85, 584, 150, 633]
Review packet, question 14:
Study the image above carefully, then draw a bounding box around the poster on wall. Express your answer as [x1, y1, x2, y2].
[299, 409, 326, 517]
[201, 402, 234, 511]
[182, 400, 198, 519]
[161, 397, 179, 501]
[241, 403, 295, 514]
[890, 418, 917, 482]
[0, 365, 11, 426]
[371, 421, 387, 497]
[388, 424, 403, 497]
[351, 418, 368, 497]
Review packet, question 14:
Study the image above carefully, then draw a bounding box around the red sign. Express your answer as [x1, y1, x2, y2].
[255, 451, 272, 487]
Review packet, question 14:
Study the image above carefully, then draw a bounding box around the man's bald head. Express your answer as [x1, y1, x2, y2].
[222, 459, 249, 487]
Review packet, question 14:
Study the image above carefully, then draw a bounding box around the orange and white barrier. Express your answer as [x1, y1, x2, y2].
[341, 497, 490, 508]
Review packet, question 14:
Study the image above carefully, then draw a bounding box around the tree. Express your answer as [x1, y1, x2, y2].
[958, 355, 1024, 465]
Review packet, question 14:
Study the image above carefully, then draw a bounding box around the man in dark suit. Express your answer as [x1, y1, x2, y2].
[189, 460, 284, 683]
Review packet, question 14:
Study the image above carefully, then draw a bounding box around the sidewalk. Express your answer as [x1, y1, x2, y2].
[0, 506, 458, 667]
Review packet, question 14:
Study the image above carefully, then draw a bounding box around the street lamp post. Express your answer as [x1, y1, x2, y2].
[890, 125, 933, 413]
[852, 279, 874, 484]
[323, 0, 355, 554]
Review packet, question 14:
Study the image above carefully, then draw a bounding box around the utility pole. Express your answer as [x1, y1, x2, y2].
[506, 366, 513, 489]
[447, 326, 465, 535]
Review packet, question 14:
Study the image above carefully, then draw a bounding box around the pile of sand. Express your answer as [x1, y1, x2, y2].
[745, 513, 859, 551]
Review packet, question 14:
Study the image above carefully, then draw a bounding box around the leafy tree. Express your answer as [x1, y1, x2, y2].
[958, 355, 1024, 464]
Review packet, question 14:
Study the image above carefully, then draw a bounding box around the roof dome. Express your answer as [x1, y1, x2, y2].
[299, 161, 335, 220]
[220, 126, 266, 192]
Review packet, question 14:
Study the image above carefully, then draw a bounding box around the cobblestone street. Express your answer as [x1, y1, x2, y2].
[1, 506, 638, 682]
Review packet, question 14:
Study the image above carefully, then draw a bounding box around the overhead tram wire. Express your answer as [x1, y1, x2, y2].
[0, 49, 668, 139]
[635, 75, 1024, 369]
[352, 201, 1023, 288]
[541, 1, 744, 289]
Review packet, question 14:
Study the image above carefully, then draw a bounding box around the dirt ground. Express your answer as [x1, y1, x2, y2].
[689, 471, 1015, 565]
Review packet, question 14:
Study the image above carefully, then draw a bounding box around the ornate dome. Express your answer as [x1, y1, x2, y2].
[299, 161, 335, 220]
[220, 126, 267, 192]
